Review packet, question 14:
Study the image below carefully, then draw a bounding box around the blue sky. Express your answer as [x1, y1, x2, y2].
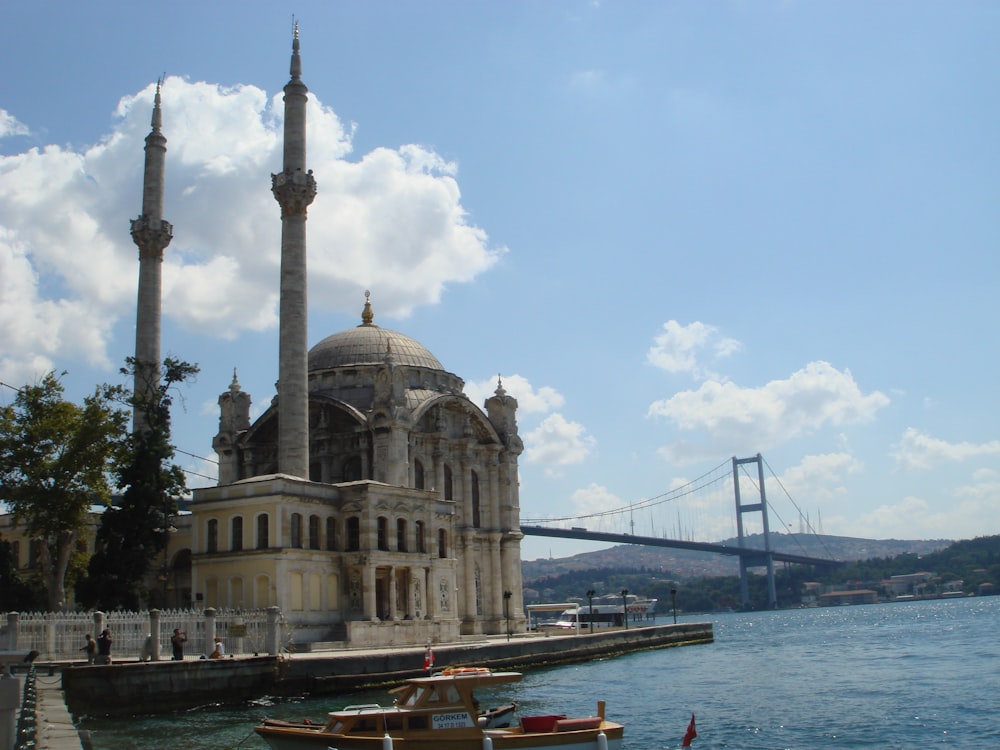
[1, 1, 998, 561]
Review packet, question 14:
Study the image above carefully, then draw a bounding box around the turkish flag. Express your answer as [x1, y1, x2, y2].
[681, 713, 697, 747]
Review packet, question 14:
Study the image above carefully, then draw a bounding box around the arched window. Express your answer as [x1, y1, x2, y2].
[290, 513, 303, 548]
[414, 459, 425, 490]
[471, 470, 481, 528]
[346, 517, 360, 552]
[207, 519, 219, 553]
[415, 521, 426, 553]
[377, 516, 389, 551]
[438, 528, 448, 559]
[309, 514, 321, 550]
[326, 517, 338, 551]
[396, 518, 407, 552]
[256, 513, 269, 550]
[231, 516, 243, 552]
[444, 465, 453, 502]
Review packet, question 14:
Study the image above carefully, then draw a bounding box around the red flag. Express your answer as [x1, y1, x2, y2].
[681, 713, 697, 747]
[423, 646, 434, 671]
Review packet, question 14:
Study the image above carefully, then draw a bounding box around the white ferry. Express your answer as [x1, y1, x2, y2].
[553, 595, 658, 629]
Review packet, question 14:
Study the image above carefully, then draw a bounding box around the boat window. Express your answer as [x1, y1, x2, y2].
[444, 685, 461, 703]
[408, 715, 429, 730]
[401, 686, 425, 707]
[348, 717, 380, 733]
[385, 715, 403, 732]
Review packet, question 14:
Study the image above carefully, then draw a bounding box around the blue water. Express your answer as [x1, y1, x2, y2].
[81, 596, 1000, 749]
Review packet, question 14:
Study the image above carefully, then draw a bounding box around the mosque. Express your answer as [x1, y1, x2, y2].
[133, 28, 527, 647]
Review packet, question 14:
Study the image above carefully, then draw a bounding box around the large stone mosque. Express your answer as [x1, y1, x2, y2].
[138, 29, 526, 646]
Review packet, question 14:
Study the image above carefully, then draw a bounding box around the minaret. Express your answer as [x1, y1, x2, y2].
[271, 24, 317, 477]
[130, 78, 173, 432]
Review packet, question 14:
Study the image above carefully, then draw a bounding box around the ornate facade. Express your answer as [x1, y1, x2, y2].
[184, 30, 525, 647]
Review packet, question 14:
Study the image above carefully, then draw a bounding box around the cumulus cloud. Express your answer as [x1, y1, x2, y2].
[646, 320, 742, 380]
[523, 413, 596, 477]
[891, 427, 1000, 471]
[464, 373, 565, 415]
[650, 361, 890, 463]
[0, 77, 504, 385]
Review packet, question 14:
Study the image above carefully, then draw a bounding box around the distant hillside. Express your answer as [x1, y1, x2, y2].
[522, 534, 952, 582]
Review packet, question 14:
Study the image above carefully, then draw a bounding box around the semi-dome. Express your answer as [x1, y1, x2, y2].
[308, 293, 445, 372]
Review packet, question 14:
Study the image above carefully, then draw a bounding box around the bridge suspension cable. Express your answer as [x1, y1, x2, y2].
[521, 457, 732, 525]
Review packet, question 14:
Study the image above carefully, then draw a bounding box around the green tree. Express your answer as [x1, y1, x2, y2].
[80, 357, 198, 610]
[0, 373, 128, 611]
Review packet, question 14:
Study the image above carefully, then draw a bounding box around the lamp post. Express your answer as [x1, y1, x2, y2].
[671, 588, 678, 624]
[586, 589, 595, 633]
[620, 589, 629, 630]
[503, 590, 512, 641]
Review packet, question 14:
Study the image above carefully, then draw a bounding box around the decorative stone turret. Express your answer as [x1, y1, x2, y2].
[130, 79, 173, 433]
[213, 370, 252, 485]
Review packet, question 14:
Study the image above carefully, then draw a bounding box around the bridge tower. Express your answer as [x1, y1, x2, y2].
[733, 454, 777, 609]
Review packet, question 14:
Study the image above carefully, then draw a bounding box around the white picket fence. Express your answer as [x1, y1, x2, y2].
[2, 608, 280, 662]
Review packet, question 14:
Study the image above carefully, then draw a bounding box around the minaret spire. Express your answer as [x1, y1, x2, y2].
[130, 77, 173, 433]
[271, 24, 317, 477]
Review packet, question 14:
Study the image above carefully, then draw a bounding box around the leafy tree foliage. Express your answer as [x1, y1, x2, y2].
[0, 373, 128, 611]
[79, 358, 198, 610]
[0, 536, 46, 610]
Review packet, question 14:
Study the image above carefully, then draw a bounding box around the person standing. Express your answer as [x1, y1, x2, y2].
[170, 629, 187, 660]
[81, 634, 97, 665]
[96, 628, 112, 665]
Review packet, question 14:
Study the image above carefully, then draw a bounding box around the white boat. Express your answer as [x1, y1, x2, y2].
[255, 667, 624, 750]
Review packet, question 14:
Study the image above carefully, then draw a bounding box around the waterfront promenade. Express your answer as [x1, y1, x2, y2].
[24, 621, 713, 748]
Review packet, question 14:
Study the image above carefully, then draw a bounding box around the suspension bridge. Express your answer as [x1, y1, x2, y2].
[520, 454, 845, 609]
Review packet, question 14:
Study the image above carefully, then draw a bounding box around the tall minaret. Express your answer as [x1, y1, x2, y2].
[130, 79, 173, 432]
[271, 24, 317, 477]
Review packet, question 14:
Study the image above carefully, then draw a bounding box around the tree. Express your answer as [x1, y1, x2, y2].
[0, 373, 128, 611]
[80, 357, 198, 610]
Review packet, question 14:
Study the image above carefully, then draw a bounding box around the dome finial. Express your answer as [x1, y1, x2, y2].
[230, 368, 241, 393]
[495, 374, 506, 397]
[361, 290, 375, 326]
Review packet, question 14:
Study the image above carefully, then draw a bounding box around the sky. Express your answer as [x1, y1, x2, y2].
[1, 1, 998, 562]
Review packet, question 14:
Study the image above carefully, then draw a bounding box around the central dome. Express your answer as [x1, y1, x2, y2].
[308, 293, 444, 372]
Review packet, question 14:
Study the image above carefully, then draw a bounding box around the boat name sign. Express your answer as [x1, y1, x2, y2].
[431, 712, 474, 729]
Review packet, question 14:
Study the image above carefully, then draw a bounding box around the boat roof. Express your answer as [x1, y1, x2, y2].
[401, 670, 523, 688]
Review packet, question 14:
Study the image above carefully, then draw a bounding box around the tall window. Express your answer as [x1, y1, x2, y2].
[396, 518, 407, 552]
[326, 517, 338, 551]
[415, 521, 426, 553]
[414, 459, 425, 489]
[438, 528, 448, 559]
[309, 515, 321, 550]
[444, 465, 453, 502]
[346, 517, 360, 552]
[256, 513, 269, 550]
[207, 519, 219, 553]
[377, 516, 389, 551]
[11, 541, 19, 569]
[471, 470, 481, 528]
[231, 516, 243, 552]
[290, 513, 303, 548]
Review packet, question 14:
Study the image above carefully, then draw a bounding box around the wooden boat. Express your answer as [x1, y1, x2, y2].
[254, 668, 624, 749]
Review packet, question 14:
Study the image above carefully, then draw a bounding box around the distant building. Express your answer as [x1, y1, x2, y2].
[818, 589, 879, 607]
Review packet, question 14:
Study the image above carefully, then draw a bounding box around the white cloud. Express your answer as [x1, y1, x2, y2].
[646, 320, 742, 380]
[464, 374, 565, 415]
[0, 110, 29, 139]
[650, 361, 890, 463]
[523, 413, 596, 477]
[891, 427, 1000, 471]
[570, 483, 622, 523]
[0, 77, 504, 385]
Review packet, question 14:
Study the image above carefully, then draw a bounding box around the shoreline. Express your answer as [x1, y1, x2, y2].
[61, 622, 712, 718]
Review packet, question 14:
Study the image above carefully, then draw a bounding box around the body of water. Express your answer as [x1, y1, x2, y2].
[81, 595, 1000, 749]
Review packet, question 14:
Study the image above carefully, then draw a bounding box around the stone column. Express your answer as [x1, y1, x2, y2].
[149, 609, 161, 662]
[204, 607, 217, 656]
[265, 606, 281, 655]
